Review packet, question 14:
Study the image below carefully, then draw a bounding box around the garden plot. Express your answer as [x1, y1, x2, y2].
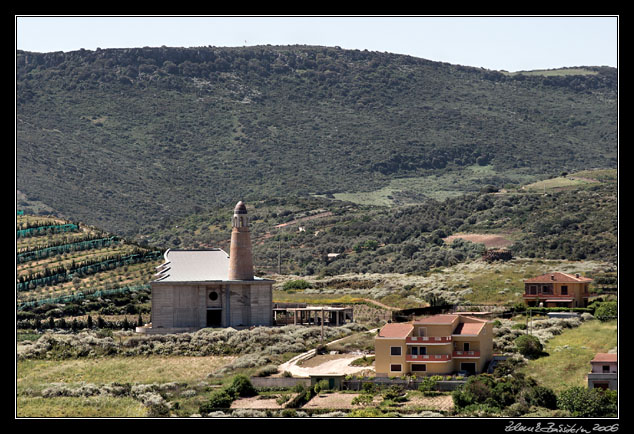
[302, 392, 364, 409]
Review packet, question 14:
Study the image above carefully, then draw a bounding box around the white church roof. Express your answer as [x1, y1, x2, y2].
[153, 249, 230, 282]
[152, 248, 272, 283]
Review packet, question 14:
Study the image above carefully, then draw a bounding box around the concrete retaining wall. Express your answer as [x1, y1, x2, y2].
[250, 377, 311, 389]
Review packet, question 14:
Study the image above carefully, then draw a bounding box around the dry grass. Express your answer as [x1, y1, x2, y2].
[17, 355, 236, 392]
[518, 319, 617, 393]
[17, 395, 148, 417]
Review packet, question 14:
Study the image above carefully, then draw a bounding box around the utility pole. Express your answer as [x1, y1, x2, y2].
[278, 228, 282, 275]
[321, 307, 324, 343]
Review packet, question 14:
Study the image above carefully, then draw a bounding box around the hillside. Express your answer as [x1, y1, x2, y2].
[16, 45, 617, 238]
[16, 213, 162, 330]
[145, 169, 617, 278]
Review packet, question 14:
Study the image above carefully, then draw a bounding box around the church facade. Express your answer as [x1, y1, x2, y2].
[139, 202, 274, 333]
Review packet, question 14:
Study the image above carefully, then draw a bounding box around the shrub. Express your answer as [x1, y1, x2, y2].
[351, 393, 374, 406]
[524, 385, 558, 410]
[515, 334, 543, 358]
[282, 279, 311, 291]
[417, 376, 438, 395]
[199, 389, 235, 413]
[557, 386, 617, 417]
[226, 375, 257, 398]
[382, 385, 407, 403]
[314, 379, 332, 394]
[594, 302, 617, 322]
[254, 365, 278, 377]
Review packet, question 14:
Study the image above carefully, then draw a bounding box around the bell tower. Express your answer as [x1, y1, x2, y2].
[228, 201, 254, 280]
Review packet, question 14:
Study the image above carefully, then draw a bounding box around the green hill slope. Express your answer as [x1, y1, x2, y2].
[16, 45, 617, 237]
[16, 213, 162, 329]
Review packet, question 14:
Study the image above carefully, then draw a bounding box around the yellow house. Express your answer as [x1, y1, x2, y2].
[374, 314, 493, 377]
[523, 272, 592, 308]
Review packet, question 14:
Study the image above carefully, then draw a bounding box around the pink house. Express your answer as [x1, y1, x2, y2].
[587, 353, 617, 390]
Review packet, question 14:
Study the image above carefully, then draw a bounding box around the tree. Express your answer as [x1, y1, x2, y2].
[557, 386, 617, 417]
[226, 374, 258, 398]
[86, 315, 93, 329]
[594, 302, 617, 322]
[515, 334, 543, 359]
[199, 389, 235, 413]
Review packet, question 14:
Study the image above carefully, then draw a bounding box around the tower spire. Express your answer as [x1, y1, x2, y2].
[228, 201, 254, 280]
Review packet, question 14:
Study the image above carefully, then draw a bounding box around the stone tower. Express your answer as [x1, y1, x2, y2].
[228, 201, 254, 280]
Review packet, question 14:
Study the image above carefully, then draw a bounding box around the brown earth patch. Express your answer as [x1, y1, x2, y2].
[230, 395, 287, 409]
[405, 394, 455, 411]
[302, 392, 368, 409]
[443, 233, 513, 249]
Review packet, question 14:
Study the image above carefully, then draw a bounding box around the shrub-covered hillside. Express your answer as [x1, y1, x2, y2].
[16, 45, 617, 237]
[16, 213, 162, 330]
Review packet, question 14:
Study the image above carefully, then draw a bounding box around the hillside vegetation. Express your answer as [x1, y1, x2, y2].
[16, 45, 617, 237]
[146, 169, 617, 278]
[16, 213, 162, 330]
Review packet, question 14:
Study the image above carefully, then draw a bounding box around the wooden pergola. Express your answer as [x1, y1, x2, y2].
[273, 306, 353, 326]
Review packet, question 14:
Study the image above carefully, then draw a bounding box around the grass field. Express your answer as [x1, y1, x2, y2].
[16, 355, 236, 417]
[518, 319, 617, 393]
[327, 166, 536, 206]
[17, 395, 148, 417]
[17, 355, 235, 391]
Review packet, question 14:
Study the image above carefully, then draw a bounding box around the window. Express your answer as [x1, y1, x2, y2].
[209, 291, 219, 301]
[390, 346, 402, 356]
[561, 286, 568, 295]
[390, 364, 402, 372]
[603, 365, 610, 373]
[411, 347, 418, 356]
[411, 364, 426, 372]
[464, 343, 470, 352]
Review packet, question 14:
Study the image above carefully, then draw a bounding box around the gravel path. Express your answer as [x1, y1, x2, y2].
[277, 330, 377, 377]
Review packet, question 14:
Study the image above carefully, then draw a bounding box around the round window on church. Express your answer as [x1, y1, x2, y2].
[209, 291, 218, 301]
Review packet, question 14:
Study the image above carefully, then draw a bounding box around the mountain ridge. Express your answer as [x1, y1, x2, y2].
[16, 45, 617, 236]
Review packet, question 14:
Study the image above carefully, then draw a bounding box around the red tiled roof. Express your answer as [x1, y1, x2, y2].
[453, 322, 485, 335]
[591, 353, 617, 363]
[378, 323, 413, 338]
[524, 272, 593, 284]
[414, 314, 459, 325]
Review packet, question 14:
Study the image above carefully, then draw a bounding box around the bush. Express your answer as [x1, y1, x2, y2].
[524, 385, 558, 410]
[417, 376, 438, 395]
[199, 389, 235, 413]
[594, 302, 617, 322]
[557, 386, 617, 417]
[226, 375, 257, 398]
[282, 279, 311, 291]
[515, 334, 543, 358]
[313, 379, 331, 394]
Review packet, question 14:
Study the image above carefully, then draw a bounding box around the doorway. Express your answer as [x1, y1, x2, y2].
[461, 362, 477, 375]
[206, 309, 222, 327]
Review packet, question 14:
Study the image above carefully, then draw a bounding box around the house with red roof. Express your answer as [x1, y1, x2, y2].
[588, 353, 618, 391]
[523, 272, 593, 308]
[374, 314, 493, 377]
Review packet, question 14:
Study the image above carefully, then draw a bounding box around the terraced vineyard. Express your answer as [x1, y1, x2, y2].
[16, 213, 163, 329]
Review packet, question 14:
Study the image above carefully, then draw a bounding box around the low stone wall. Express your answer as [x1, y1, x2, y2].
[343, 378, 466, 391]
[249, 375, 465, 391]
[250, 377, 311, 389]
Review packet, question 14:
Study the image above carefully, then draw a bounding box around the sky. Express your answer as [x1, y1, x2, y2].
[15, 16, 618, 72]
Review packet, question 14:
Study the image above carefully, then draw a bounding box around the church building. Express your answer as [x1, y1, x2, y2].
[139, 201, 274, 333]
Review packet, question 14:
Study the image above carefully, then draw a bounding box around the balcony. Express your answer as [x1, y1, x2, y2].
[452, 350, 480, 359]
[405, 336, 452, 345]
[406, 354, 451, 363]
